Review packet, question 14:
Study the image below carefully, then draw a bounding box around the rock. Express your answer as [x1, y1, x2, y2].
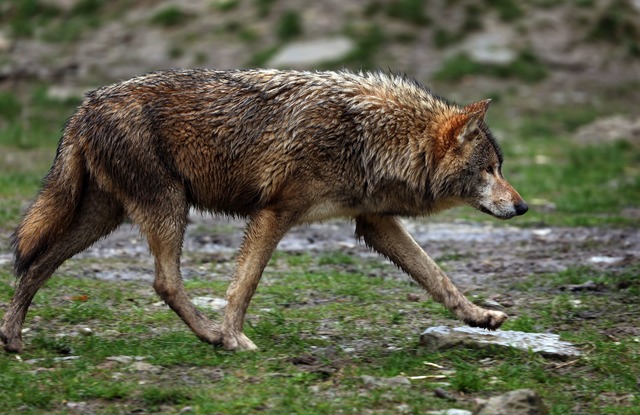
[428, 410, 472, 415]
[420, 326, 582, 360]
[560, 280, 603, 292]
[267, 37, 354, 68]
[589, 256, 624, 265]
[360, 375, 411, 388]
[459, 27, 517, 65]
[532, 229, 552, 237]
[395, 403, 411, 414]
[474, 389, 548, 415]
[106, 355, 134, 364]
[79, 327, 93, 336]
[0, 34, 10, 53]
[407, 293, 422, 302]
[65, 401, 88, 411]
[128, 361, 162, 374]
[46, 85, 88, 102]
[23, 356, 80, 364]
[573, 116, 640, 147]
[192, 296, 227, 311]
[474, 298, 506, 311]
[434, 387, 457, 401]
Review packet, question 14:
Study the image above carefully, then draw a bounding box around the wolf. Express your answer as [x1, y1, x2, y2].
[0, 69, 527, 353]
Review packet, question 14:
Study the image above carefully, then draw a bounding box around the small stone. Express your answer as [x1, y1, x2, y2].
[80, 327, 93, 336]
[395, 403, 411, 413]
[589, 256, 623, 265]
[180, 406, 194, 414]
[360, 375, 411, 388]
[434, 387, 457, 401]
[427, 410, 472, 415]
[53, 356, 80, 362]
[106, 355, 133, 364]
[474, 299, 505, 311]
[192, 296, 227, 311]
[65, 401, 87, 410]
[128, 361, 162, 374]
[560, 281, 603, 292]
[532, 229, 552, 237]
[407, 293, 422, 302]
[474, 389, 548, 415]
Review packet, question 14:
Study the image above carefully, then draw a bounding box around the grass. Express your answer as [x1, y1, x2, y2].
[588, 0, 640, 56]
[0, 253, 638, 414]
[276, 10, 303, 41]
[486, 0, 524, 22]
[1, 0, 106, 42]
[435, 50, 548, 83]
[386, 0, 430, 26]
[3, 0, 61, 38]
[150, 6, 193, 28]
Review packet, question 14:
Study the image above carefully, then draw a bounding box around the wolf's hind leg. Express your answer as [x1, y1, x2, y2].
[221, 209, 295, 351]
[138, 194, 222, 346]
[355, 214, 507, 330]
[1, 183, 124, 353]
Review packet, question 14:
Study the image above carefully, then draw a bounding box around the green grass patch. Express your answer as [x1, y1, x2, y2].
[588, 0, 640, 56]
[1, 257, 638, 414]
[386, 0, 430, 25]
[486, 0, 524, 22]
[435, 50, 547, 82]
[1, 0, 107, 42]
[276, 10, 303, 41]
[150, 6, 193, 28]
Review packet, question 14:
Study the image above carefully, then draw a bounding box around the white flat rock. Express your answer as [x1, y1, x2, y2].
[421, 326, 582, 360]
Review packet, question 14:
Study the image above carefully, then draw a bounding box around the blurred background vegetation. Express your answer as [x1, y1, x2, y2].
[0, 0, 639, 228]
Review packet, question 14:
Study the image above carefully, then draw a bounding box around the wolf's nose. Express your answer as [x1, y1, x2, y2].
[514, 201, 529, 216]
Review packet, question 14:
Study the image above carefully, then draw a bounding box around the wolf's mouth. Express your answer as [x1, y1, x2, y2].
[477, 204, 514, 220]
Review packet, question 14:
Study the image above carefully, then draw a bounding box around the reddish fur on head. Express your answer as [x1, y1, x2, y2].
[431, 100, 489, 159]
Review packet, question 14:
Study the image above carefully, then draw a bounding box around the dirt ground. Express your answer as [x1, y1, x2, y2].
[3, 213, 636, 294]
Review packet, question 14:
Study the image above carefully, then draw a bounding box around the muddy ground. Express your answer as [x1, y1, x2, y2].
[2, 213, 637, 297]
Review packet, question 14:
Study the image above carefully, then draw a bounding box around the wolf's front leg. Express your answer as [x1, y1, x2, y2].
[355, 214, 507, 330]
[221, 209, 296, 351]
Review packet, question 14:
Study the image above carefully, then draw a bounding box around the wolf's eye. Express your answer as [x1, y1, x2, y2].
[485, 166, 494, 175]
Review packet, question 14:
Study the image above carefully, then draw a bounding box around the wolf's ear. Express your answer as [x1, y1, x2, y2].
[463, 98, 492, 116]
[456, 99, 491, 144]
[456, 111, 483, 144]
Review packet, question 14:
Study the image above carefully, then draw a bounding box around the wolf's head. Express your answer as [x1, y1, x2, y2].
[432, 99, 528, 220]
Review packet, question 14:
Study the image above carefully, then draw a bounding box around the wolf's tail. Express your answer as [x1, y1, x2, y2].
[12, 140, 85, 278]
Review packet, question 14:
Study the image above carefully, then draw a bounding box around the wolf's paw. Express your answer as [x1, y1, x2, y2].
[221, 332, 258, 352]
[465, 309, 508, 330]
[0, 330, 23, 354]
